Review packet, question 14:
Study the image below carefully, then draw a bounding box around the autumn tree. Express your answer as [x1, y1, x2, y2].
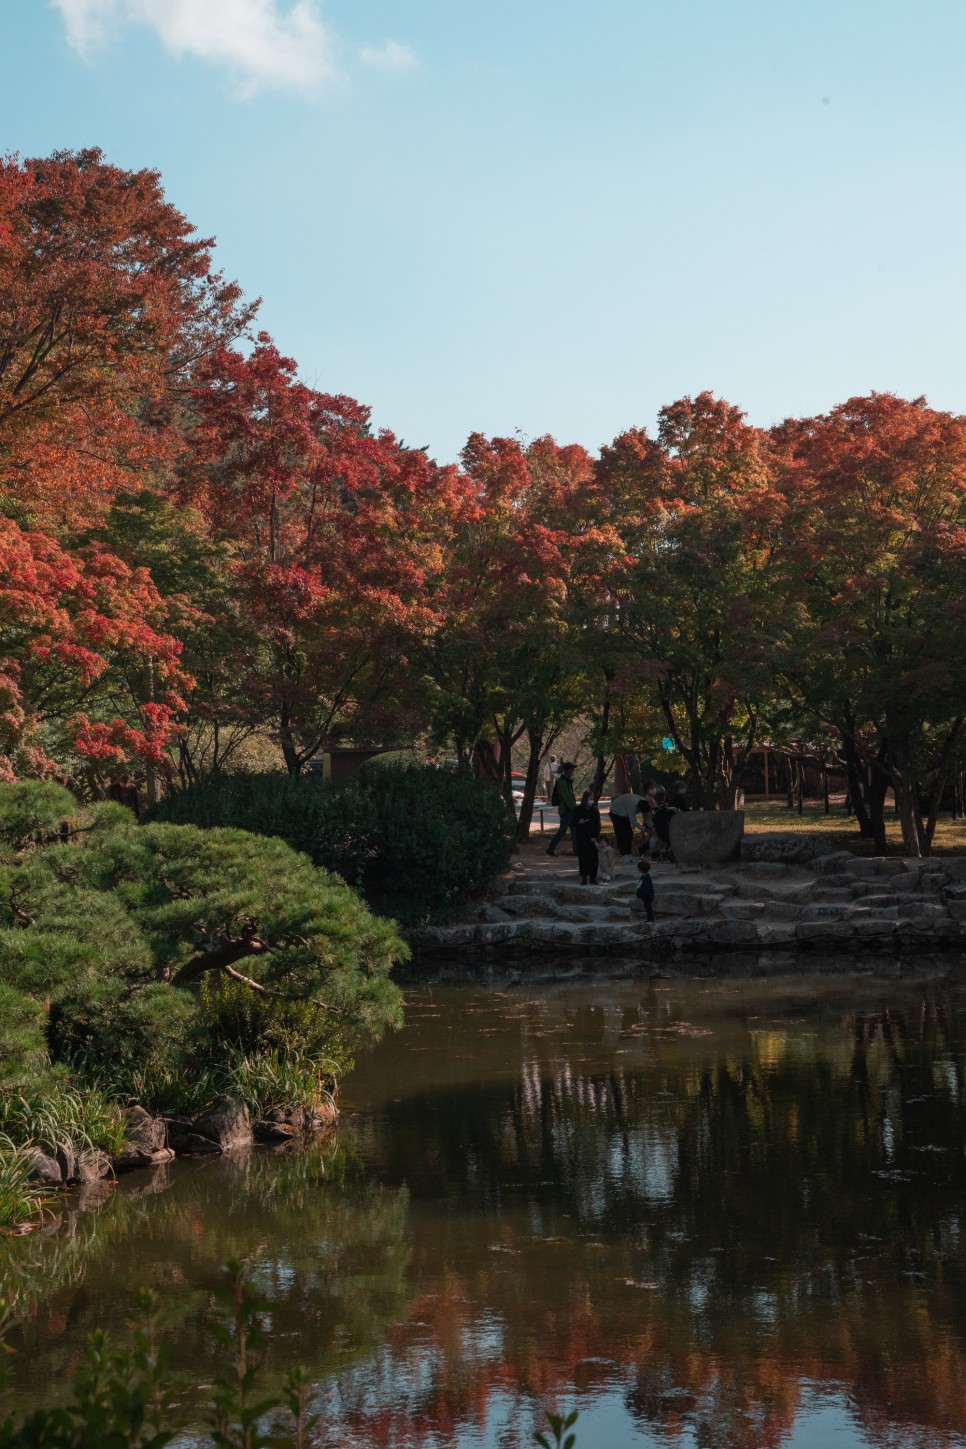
[0, 148, 253, 530]
[774, 393, 966, 855]
[178, 336, 447, 774]
[417, 433, 598, 838]
[0, 515, 188, 784]
[599, 393, 792, 808]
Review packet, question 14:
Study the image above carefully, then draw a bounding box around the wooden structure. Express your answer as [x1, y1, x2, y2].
[308, 748, 393, 785]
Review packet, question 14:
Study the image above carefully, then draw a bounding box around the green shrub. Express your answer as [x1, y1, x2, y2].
[151, 764, 517, 928]
[0, 781, 406, 1140]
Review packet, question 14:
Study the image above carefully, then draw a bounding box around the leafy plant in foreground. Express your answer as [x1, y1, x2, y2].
[535, 1408, 580, 1449]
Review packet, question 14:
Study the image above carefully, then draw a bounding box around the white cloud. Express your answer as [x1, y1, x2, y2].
[359, 39, 417, 71]
[54, 0, 336, 94]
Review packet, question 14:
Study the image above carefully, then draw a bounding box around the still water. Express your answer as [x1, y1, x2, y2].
[3, 969, 966, 1448]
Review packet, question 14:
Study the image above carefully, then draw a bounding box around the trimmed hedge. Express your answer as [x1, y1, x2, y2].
[150, 764, 517, 928]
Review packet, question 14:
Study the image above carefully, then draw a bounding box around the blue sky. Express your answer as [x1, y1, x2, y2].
[5, 1, 966, 462]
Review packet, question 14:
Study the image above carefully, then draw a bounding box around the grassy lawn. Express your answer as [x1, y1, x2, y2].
[742, 799, 966, 858]
[523, 799, 966, 858]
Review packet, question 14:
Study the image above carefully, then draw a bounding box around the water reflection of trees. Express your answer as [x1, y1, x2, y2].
[3, 980, 966, 1447]
[0, 1136, 412, 1425]
[339, 982, 966, 1448]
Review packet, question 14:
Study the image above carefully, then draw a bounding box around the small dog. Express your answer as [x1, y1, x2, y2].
[595, 838, 615, 881]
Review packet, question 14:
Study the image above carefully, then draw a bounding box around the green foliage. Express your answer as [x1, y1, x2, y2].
[0, 1084, 126, 1158]
[0, 781, 405, 1165]
[151, 763, 517, 928]
[0, 781, 80, 853]
[535, 1409, 580, 1449]
[0, 1137, 42, 1229]
[0, 1288, 173, 1449]
[216, 1048, 337, 1120]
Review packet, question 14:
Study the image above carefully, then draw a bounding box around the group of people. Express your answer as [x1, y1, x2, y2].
[544, 762, 687, 901]
[608, 781, 686, 861]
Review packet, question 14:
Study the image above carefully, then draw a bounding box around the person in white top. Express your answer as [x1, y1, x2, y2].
[542, 753, 558, 802]
[608, 791, 646, 861]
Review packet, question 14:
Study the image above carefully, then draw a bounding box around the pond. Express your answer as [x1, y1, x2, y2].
[3, 967, 966, 1448]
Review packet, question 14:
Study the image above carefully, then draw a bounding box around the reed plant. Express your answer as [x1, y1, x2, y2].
[219, 1049, 337, 1120]
[0, 1084, 126, 1159]
[0, 1135, 42, 1230]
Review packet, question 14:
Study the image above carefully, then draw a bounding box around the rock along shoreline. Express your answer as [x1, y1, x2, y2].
[24, 1097, 337, 1196]
[414, 829, 966, 962]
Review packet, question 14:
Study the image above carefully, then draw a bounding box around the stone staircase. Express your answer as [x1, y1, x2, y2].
[416, 852, 966, 956]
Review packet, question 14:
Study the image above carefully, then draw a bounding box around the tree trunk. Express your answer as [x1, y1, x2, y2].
[516, 727, 544, 844]
[839, 730, 873, 838]
[894, 772, 922, 857]
[888, 733, 926, 859]
[592, 693, 612, 800]
[920, 718, 962, 855]
[723, 716, 757, 810]
[497, 725, 514, 808]
[593, 755, 613, 801]
[279, 704, 302, 776]
[144, 659, 161, 805]
[867, 765, 888, 855]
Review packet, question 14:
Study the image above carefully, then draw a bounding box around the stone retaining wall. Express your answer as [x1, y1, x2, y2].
[415, 847, 966, 961]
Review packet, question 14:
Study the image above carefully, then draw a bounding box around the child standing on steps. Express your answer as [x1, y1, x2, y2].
[636, 860, 655, 922]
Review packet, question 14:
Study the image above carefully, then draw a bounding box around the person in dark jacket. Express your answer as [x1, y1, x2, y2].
[572, 789, 602, 884]
[636, 860, 655, 921]
[546, 762, 578, 856]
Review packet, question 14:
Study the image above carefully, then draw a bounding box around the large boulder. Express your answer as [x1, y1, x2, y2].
[75, 1149, 111, 1183]
[192, 1097, 252, 1153]
[669, 810, 744, 866]
[740, 831, 836, 865]
[24, 1147, 62, 1185]
[115, 1105, 173, 1174]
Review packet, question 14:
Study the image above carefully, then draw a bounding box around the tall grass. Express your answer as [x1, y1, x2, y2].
[74, 1048, 337, 1122]
[223, 1049, 337, 1119]
[0, 1135, 42, 1230]
[0, 1085, 126, 1159]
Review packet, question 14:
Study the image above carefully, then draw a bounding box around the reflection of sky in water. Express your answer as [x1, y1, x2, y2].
[315, 1375, 916, 1448]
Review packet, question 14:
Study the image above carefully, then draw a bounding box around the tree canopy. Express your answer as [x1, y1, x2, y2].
[0, 780, 404, 1096]
[3, 150, 966, 854]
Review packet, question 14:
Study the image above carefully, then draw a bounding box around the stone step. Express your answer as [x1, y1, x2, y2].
[896, 903, 949, 923]
[799, 903, 851, 922]
[418, 909, 966, 954]
[840, 858, 908, 879]
[758, 901, 804, 922]
[738, 862, 793, 879]
[656, 892, 727, 916]
[720, 900, 765, 921]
